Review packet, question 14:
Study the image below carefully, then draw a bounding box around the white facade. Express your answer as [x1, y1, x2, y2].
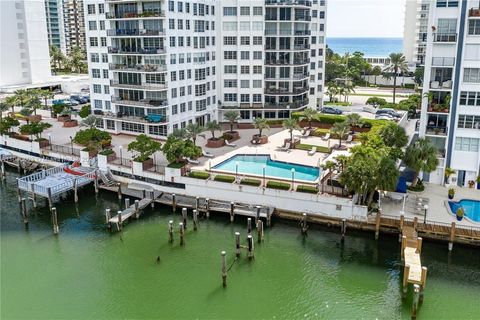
[403, 0, 431, 66]
[0, 0, 52, 88]
[84, 0, 326, 138]
[419, 0, 480, 187]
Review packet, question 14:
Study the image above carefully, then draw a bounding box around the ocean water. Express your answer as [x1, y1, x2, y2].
[327, 37, 403, 57]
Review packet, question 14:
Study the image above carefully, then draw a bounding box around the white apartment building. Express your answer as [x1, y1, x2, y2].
[84, 0, 326, 139]
[419, 0, 480, 187]
[404, 0, 431, 66]
[64, 0, 87, 53]
[0, 0, 52, 88]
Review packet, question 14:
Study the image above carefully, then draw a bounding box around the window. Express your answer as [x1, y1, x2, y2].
[460, 91, 480, 106]
[240, 22, 250, 31]
[241, 51, 250, 59]
[106, 120, 115, 130]
[100, 37, 107, 47]
[253, 7, 262, 15]
[94, 100, 102, 109]
[98, 4, 104, 14]
[464, 68, 480, 83]
[90, 53, 99, 62]
[88, 21, 97, 30]
[455, 137, 479, 152]
[169, 1, 174, 11]
[457, 115, 480, 129]
[224, 80, 237, 88]
[240, 36, 250, 45]
[99, 21, 105, 30]
[252, 22, 263, 31]
[101, 54, 108, 63]
[469, 20, 480, 36]
[93, 84, 101, 93]
[104, 85, 109, 94]
[241, 66, 250, 74]
[224, 65, 237, 74]
[437, 18, 457, 34]
[224, 93, 237, 102]
[253, 51, 262, 59]
[253, 66, 262, 74]
[241, 94, 250, 102]
[223, 7, 237, 16]
[170, 37, 176, 47]
[224, 37, 237, 45]
[436, 0, 459, 7]
[223, 22, 237, 31]
[240, 80, 249, 88]
[224, 51, 237, 59]
[240, 110, 251, 119]
[253, 80, 262, 88]
[122, 122, 145, 133]
[171, 71, 177, 81]
[89, 37, 98, 47]
[253, 94, 262, 102]
[172, 105, 178, 115]
[253, 36, 262, 45]
[240, 7, 250, 15]
[103, 69, 108, 78]
[149, 125, 167, 136]
[92, 69, 100, 78]
[87, 4, 95, 14]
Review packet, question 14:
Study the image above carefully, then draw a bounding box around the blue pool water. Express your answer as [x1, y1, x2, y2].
[448, 200, 480, 222]
[213, 155, 320, 182]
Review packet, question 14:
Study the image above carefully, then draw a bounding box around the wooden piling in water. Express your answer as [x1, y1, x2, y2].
[221, 251, 227, 287]
[105, 209, 112, 230]
[168, 220, 174, 243]
[1, 160, 5, 179]
[94, 170, 99, 194]
[117, 210, 123, 231]
[134, 200, 140, 218]
[205, 198, 210, 218]
[247, 235, 254, 260]
[247, 218, 252, 235]
[230, 202, 235, 222]
[73, 178, 78, 203]
[193, 209, 198, 231]
[257, 220, 264, 243]
[401, 236, 407, 261]
[411, 284, 420, 319]
[341, 219, 347, 241]
[21, 198, 28, 226]
[172, 194, 176, 213]
[125, 198, 130, 210]
[235, 232, 241, 257]
[420, 267, 427, 302]
[51, 207, 59, 234]
[301, 213, 308, 235]
[16, 179, 21, 202]
[31, 184, 37, 208]
[182, 208, 187, 229]
[449, 222, 455, 251]
[255, 206, 261, 225]
[413, 217, 418, 231]
[150, 191, 155, 208]
[142, 189, 146, 199]
[375, 210, 381, 240]
[266, 208, 272, 227]
[47, 187, 53, 211]
[179, 222, 185, 245]
[117, 183, 122, 200]
[402, 264, 410, 297]
[416, 237, 423, 254]
[195, 197, 199, 211]
[399, 214, 405, 242]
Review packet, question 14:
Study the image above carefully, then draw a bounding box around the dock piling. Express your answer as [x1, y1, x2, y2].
[47, 187, 53, 211]
[301, 213, 308, 235]
[402, 264, 410, 297]
[411, 284, 420, 319]
[117, 183, 122, 200]
[375, 210, 381, 240]
[142, 189, 146, 199]
[399, 214, 405, 242]
[193, 209, 198, 231]
[94, 170, 99, 194]
[73, 178, 78, 203]
[413, 217, 418, 231]
[179, 222, 185, 245]
[16, 179, 21, 202]
[449, 222, 455, 251]
[416, 237, 423, 254]
[21, 198, 28, 226]
[257, 220, 264, 242]
[51, 207, 59, 234]
[341, 219, 347, 241]
[266, 208, 272, 227]
[255, 206, 261, 225]
[134, 200, 140, 218]
[172, 194, 176, 213]
[221, 251, 227, 287]
[205, 198, 210, 218]
[168, 220, 174, 243]
[235, 232, 241, 257]
[420, 267, 427, 302]
[30, 184, 37, 208]
[117, 210, 123, 231]
[230, 202, 235, 222]
[401, 236, 407, 261]
[105, 209, 112, 229]
[182, 208, 187, 229]
[1, 160, 5, 179]
[125, 198, 130, 210]
[150, 191, 155, 208]
[247, 235, 254, 260]
[247, 218, 252, 235]
[195, 197, 199, 210]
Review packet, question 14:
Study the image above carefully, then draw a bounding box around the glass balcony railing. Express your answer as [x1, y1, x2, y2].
[433, 33, 457, 42]
[107, 29, 165, 36]
[109, 63, 167, 72]
[106, 11, 165, 19]
[431, 57, 455, 66]
[112, 97, 168, 108]
[265, 0, 312, 7]
[108, 47, 166, 54]
[110, 80, 168, 90]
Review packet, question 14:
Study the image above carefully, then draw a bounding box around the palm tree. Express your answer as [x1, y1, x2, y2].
[186, 123, 204, 145]
[282, 118, 300, 143]
[404, 138, 439, 187]
[206, 120, 221, 139]
[12, 89, 29, 109]
[49, 45, 65, 70]
[341, 83, 355, 102]
[5, 96, 17, 113]
[321, 161, 337, 193]
[383, 53, 409, 103]
[223, 110, 240, 133]
[334, 154, 349, 173]
[444, 167, 456, 184]
[301, 108, 317, 129]
[253, 117, 270, 137]
[25, 91, 42, 115]
[326, 82, 339, 102]
[345, 113, 361, 134]
[80, 115, 101, 128]
[67, 46, 86, 73]
[331, 121, 350, 147]
[0, 102, 9, 120]
[38, 89, 54, 110]
[172, 128, 188, 139]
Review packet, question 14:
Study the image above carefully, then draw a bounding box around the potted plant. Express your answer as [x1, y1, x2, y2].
[444, 167, 455, 184]
[205, 121, 224, 148]
[223, 110, 240, 140]
[252, 117, 270, 144]
[162, 134, 201, 175]
[456, 207, 464, 221]
[99, 148, 116, 162]
[468, 180, 475, 188]
[60, 109, 78, 127]
[18, 121, 52, 147]
[127, 134, 162, 170]
[448, 187, 455, 200]
[52, 104, 66, 119]
[73, 127, 112, 156]
[477, 175, 480, 190]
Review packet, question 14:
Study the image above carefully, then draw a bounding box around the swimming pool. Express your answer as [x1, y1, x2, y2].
[448, 200, 480, 222]
[212, 155, 320, 182]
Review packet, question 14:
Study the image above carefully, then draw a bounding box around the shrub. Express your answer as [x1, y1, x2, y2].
[128, 134, 162, 162]
[99, 149, 114, 156]
[167, 162, 186, 169]
[52, 104, 66, 114]
[74, 127, 111, 147]
[221, 132, 234, 141]
[295, 143, 331, 154]
[79, 104, 91, 118]
[266, 181, 291, 191]
[214, 174, 236, 183]
[240, 178, 262, 186]
[408, 179, 425, 192]
[311, 128, 330, 137]
[296, 185, 319, 194]
[325, 101, 352, 106]
[188, 171, 210, 180]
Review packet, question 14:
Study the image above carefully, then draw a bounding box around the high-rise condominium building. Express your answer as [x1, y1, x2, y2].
[419, 0, 480, 187]
[0, 0, 52, 88]
[84, 0, 326, 139]
[404, 0, 431, 66]
[64, 0, 87, 53]
[45, 0, 67, 52]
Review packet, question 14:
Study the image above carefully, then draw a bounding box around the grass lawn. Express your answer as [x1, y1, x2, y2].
[296, 143, 330, 154]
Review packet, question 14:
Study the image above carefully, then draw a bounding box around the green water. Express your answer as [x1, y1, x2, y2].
[1, 171, 479, 319]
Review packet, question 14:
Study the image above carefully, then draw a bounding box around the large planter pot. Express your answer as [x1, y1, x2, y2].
[106, 153, 116, 163]
[223, 131, 240, 141]
[37, 139, 50, 148]
[206, 138, 225, 148]
[456, 215, 463, 221]
[63, 119, 78, 127]
[141, 158, 154, 170]
[251, 134, 268, 145]
[57, 115, 71, 122]
[27, 115, 42, 122]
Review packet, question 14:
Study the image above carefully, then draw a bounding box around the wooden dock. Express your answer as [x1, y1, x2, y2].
[109, 196, 161, 230]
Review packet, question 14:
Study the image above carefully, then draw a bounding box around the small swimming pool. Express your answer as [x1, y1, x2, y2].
[448, 200, 480, 222]
[212, 155, 320, 183]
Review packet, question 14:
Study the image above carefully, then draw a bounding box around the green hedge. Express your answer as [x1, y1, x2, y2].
[266, 181, 291, 191]
[292, 112, 346, 125]
[296, 185, 319, 194]
[325, 101, 352, 106]
[240, 178, 262, 186]
[99, 149, 114, 156]
[214, 174, 236, 183]
[295, 143, 331, 154]
[168, 161, 186, 168]
[189, 171, 210, 180]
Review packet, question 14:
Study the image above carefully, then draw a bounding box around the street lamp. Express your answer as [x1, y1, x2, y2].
[291, 168, 295, 189]
[423, 204, 429, 224]
[119, 145, 123, 160]
[262, 164, 266, 186]
[235, 161, 239, 178]
[69, 136, 73, 154]
[48, 133, 52, 150]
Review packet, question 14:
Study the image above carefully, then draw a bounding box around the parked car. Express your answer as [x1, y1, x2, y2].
[70, 95, 89, 104]
[52, 99, 65, 105]
[375, 114, 395, 121]
[63, 99, 80, 106]
[376, 108, 401, 118]
[321, 106, 343, 115]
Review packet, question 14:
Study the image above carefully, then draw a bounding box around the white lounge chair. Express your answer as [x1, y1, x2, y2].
[308, 146, 317, 156]
[430, 81, 440, 89]
[279, 142, 291, 152]
[225, 140, 237, 147]
[187, 158, 200, 165]
[202, 150, 214, 158]
[302, 129, 311, 138]
[442, 80, 452, 89]
[322, 133, 331, 141]
[346, 135, 353, 143]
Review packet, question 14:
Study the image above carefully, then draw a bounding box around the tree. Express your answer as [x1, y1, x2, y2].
[80, 114, 102, 128]
[172, 128, 188, 140]
[254, 117, 270, 136]
[127, 134, 162, 162]
[38, 89, 54, 111]
[301, 108, 317, 129]
[49, 45, 66, 70]
[5, 96, 17, 113]
[326, 82, 339, 102]
[67, 46, 87, 73]
[19, 121, 52, 140]
[414, 67, 424, 87]
[334, 154, 349, 173]
[12, 89, 29, 109]
[24, 93, 42, 115]
[444, 167, 456, 184]
[383, 53, 409, 103]
[223, 110, 240, 133]
[186, 123, 204, 145]
[345, 113, 361, 133]
[321, 160, 337, 193]
[282, 118, 300, 143]
[73, 127, 111, 149]
[162, 135, 202, 164]
[379, 122, 408, 149]
[366, 97, 387, 109]
[371, 66, 382, 85]
[331, 121, 349, 147]
[206, 121, 221, 139]
[0, 102, 9, 120]
[404, 138, 439, 187]
[0, 117, 19, 135]
[79, 104, 91, 118]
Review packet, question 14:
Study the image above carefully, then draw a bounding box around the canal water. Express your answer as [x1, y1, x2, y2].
[1, 171, 479, 319]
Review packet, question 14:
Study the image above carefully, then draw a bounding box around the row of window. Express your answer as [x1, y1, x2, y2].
[168, 1, 214, 16]
[87, 3, 104, 15]
[436, 0, 458, 8]
[171, 82, 215, 98]
[222, 21, 264, 31]
[463, 68, 480, 83]
[168, 19, 215, 32]
[89, 36, 107, 47]
[92, 84, 110, 95]
[90, 53, 108, 63]
[454, 137, 479, 152]
[223, 36, 263, 46]
[224, 93, 262, 103]
[239, 110, 290, 120]
[459, 91, 480, 106]
[222, 51, 263, 60]
[92, 69, 109, 79]
[224, 65, 263, 74]
[224, 80, 263, 89]
[88, 20, 105, 31]
[169, 36, 215, 48]
[457, 115, 480, 130]
[92, 99, 111, 110]
[170, 52, 215, 64]
[223, 7, 263, 16]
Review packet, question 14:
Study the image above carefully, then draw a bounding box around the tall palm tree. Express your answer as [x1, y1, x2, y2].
[0, 102, 9, 120]
[345, 113, 361, 133]
[334, 154, 349, 173]
[326, 82, 339, 102]
[383, 53, 409, 103]
[49, 45, 65, 70]
[282, 118, 300, 143]
[186, 123, 204, 145]
[331, 121, 350, 147]
[206, 120, 221, 139]
[68, 46, 86, 73]
[5, 96, 17, 113]
[38, 89, 54, 110]
[13, 89, 29, 109]
[223, 110, 240, 133]
[404, 138, 439, 187]
[253, 117, 270, 136]
[342, 83, 355, 102]
[301, 108, 317, 128]
[172, 128, 188, 140]
[321, 160, 337, 193]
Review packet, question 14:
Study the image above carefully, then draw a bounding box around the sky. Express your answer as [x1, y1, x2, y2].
[327, 0, 407, 38]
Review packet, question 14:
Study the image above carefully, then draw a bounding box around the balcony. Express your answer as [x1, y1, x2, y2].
[107, 29, 165, 37]
[265, 0, 312, 7]
[433, 33, 457, 43]
[112, 98, 168, 108]
[109, 63, 167, 72]
[265, 59, 309, 66]
[110, 80, 168, 90]
[294, 30, 311, 36]
[425, 126, 447, 136]
[263, 99, 309, 109]
[429, 80, 452, 90]
[294, 15, 312, 21]
[431, 57, 455, 66]
[264, 73, 309, 80]
[108, 47, 166, 55]
[103, 112, 169, 124]
[264, 86, 308, 95]
[106, 11, 165, 19]
[469, 8, 480, 17]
